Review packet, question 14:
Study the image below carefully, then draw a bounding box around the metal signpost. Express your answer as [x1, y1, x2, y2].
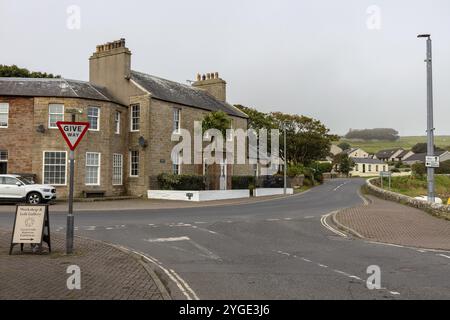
[418, 34, 436, 203]
[380, 171, 391, 190]
[56, 120, 89, 254]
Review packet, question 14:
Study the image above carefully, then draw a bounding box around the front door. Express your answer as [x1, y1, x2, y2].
[219, 160, 227, 190]
[362, 164, 366, 173]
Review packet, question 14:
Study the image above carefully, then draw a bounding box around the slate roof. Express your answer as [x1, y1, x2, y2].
[404, 151, 447, 162]
[130, 70, 248, 118]
[352, 157, 385, 164]
[0, 77, 120, 104]
[375, 148, 403, 159]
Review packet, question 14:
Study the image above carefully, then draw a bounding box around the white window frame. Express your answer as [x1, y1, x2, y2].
[130, 104, 140, 132]
[112, 153, 123, 186]
[88, 106, 100, 131]
[173, 108, 181, 134]
[48, 104, 64, 129]
[114, 111, 121, 134]
[172, 152, 182, 175]
[42, 151, 68, 186]
[130, 150, 139, 177]
[0, 103, 9, 128]
[227, 120, 234, 141]
[85, 152, 101, 186]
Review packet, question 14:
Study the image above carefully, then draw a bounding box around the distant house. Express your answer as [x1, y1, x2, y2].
[375, 148, 413, 162]
[403, 150, 450, 165]
[351, 158, 388, 177]
[326, 145, 343, 161]
[344, 148, 369, 159]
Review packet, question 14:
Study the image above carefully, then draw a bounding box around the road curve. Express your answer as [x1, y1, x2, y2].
[0, 178, 449, 299]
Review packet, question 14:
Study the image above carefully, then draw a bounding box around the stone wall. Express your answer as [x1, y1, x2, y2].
[366, 178, 450, 220]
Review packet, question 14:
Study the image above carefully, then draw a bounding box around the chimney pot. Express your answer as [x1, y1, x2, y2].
[202, 74, 206, 81]
[196, 73, 201, 81]
[215, 72, 219, 79]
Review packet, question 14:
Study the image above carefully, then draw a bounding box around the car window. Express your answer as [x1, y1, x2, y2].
[4, 177, 19, 185]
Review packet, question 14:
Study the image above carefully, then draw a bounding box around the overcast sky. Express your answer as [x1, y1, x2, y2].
[1, 0, 449, 136]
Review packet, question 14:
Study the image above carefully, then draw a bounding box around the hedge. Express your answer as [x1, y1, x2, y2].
[157, 173, 205, 190]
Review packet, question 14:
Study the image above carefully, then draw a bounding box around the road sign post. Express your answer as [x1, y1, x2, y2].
[56, 120, 89, 254]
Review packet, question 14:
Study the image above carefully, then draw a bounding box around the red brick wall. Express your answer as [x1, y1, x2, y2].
[0, 97, 34, 174]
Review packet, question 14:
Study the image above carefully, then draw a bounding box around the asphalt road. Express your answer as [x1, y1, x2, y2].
[1, 178, 449, 299]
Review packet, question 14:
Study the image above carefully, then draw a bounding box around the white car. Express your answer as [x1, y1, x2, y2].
[0, 174, 56, 204]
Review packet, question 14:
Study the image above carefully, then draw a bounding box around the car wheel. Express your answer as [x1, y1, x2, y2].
[27, 192, 42, 204]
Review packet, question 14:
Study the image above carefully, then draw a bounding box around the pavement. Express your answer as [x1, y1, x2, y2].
[0, 229, 170, 300]
[0, 194, 290, 213]
[0, 178, 449, 299]
[333, 195, 450, 251]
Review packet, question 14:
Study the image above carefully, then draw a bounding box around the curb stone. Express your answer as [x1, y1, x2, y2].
[73, 235, 172, 300]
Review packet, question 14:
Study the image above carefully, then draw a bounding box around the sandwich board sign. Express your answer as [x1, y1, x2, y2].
[56, 121, 90, 150]
[10, 205, 51, 254]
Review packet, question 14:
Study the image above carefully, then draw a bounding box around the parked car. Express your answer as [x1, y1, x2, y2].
[0, 174, 56, 204]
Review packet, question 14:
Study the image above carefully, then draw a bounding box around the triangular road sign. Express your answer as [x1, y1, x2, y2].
[56, 121, 90, 151]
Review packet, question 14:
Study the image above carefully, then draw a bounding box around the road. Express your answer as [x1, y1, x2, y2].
[1, 178, 449, 299]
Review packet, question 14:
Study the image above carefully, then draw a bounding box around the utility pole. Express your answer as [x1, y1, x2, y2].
[283, 122, 287, 195]
[417, 34, 435, 203]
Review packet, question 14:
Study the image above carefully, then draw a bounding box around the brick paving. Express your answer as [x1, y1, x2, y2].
[0, 230, 168, 300]
[335, 195, 450, 250]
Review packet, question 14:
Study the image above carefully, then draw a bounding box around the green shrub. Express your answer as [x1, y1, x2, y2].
[157, 173, 205, 190]
[412, 163, 426, 177]
[391, 168, 400, 173]
[287, 164, 304, 177]
[232, 176, 255, 189]
[316, 162, 333, 173]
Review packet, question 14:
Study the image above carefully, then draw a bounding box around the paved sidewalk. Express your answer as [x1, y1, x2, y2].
[0, 229, 170, 300]
[0, 193, 294, 213]
[334, 195, 450, 251]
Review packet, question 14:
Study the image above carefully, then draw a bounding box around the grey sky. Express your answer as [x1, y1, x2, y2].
[1, 0, 449, 136]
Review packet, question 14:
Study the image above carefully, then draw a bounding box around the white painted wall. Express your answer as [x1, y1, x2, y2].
[254, 188, 293, 197]
[147, 190, 250, 202]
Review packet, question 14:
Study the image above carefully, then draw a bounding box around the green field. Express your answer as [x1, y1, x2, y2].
[338, 136, 450, 154]
[372, 175, 450, 202]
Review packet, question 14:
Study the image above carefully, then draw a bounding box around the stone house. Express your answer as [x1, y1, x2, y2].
[0, 39, 252, 198]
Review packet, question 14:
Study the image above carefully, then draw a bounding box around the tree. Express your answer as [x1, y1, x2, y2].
[344, 128, 399, 141]
[0, 64, 60, 78]
[411, 142, 443, 154]
[202, 111, 231, 138]
[412, 162, 426, 177]
[333, 154, 354, 177]
[271, 112, 339, 165]
[338, 142, 351, 151]
[234, 105, 275, 131]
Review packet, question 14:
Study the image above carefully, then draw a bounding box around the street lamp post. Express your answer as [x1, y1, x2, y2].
[417, 34, 435, 203]
[283, 122, 287, 195]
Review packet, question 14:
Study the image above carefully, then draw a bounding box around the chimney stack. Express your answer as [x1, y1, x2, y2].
[192, 71, 227, 102]
[89, 38, 132, 105]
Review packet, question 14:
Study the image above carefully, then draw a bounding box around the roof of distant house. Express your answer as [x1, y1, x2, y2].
[404, 150, 447, 162]
[375, 148, 403, 159]
[352, 157, 385, 164]
[0, 77, 120, 104]
[130, 70, 248, 119]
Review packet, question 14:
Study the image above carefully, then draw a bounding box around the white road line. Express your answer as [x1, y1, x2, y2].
[190, 241, 221, 260]
[169, 269, 200, 300]
[389, 291, 401, 295]
[194, 222, 207, 224]
[333, 182, 348, 191]
[320, 213, 348, 238]
[284, 218, 293, 221]
[266, 218, 280, 222]
[304, 216, 315, 219]
[277, 250, 291, 256]
[301, 258, 312, 263]
[84, 226, 96, 231]
[318, 264, 328, 268]
[145, 236, 190, 243]
[127, 249, 198, 300]
[438, 254, 450, 259]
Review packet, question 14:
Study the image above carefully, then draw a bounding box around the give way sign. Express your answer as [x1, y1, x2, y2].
[56, 121, 90, 150]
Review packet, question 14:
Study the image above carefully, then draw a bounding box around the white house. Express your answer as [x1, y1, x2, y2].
[351, 158, 388, 177]
[345, 148, 370, 159]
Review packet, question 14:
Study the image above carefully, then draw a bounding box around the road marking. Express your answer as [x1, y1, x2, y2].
[283, 218, 293, 221]
[145, 236, 190, 243]
[194, 222, 207, 224]
[266, 218, 280, 222]
[438, 254, 450, 259]
[125, 248, 198, 300]
[333, 182, 348, 191]
[277, 250, 291, 256]
[304, 216, 315, 219]
[169, 269, 200, 300]
[301, 258, 312, 263]
[190, 241, 221, 260]
[318, 264, 328, 268]
[84, 226, 96, 231]
[389, 291, 401, 295]
[320, 213, 348, 238]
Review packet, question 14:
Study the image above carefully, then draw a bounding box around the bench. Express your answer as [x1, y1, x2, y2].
[82, 190, 106, 198]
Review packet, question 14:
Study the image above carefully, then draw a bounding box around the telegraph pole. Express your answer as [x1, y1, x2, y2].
[417, 34, 435, 203]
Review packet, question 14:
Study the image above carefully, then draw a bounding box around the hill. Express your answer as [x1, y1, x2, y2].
[338, 136, 450, 154]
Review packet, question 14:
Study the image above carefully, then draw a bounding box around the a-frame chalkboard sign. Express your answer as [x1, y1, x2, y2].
[9, 204, 51, 255]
